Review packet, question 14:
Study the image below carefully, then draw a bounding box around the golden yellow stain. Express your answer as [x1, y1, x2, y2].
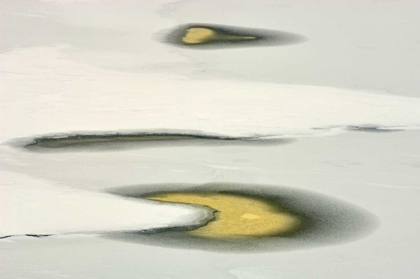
[182, 27, 256, 45]
[241, 213, 261, 220]
[182, 28, 217, 44]
[146, 192, 302, 238]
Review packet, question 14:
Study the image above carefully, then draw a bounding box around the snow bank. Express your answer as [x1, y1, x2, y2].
[0, 171, 212, 237]
[1, 47, 420, 144]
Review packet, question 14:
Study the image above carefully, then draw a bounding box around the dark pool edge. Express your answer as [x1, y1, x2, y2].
[105, 182, 380, 253]
[159, 23, 307, 49]
[8, 129, 292, 152]
[5, 125, 413, 152]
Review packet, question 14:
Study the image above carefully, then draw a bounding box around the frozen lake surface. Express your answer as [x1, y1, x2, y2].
[1, 0, 420, 278]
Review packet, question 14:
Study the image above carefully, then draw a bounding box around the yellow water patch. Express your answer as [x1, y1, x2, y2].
[146, 192, 302, 238]
[182, 27, 256, 45]
[241, 213, 261, 220]
[182, 28, 217, 44]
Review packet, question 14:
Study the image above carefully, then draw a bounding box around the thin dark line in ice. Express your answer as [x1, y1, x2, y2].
[13, 130, 292, 152]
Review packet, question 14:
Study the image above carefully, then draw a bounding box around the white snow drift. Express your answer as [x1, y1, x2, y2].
[1, 47, 420, 142]
[0, 171, 212, 237]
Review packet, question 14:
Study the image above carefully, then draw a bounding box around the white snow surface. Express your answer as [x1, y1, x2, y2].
[1, 47, 420, 142]
[0, 170, 212, 236]
[1, 1, 420, 278]
[1, 45, 420, 238]
[2, 42, 420, 237]
[1, 0, 420, 278]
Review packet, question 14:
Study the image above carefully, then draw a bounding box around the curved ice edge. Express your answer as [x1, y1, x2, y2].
[0, 205, 216, 241]
[6, 125, 420, 150]
[8, 129, 261, 149]
[0, 234, 51, 240]
[258, 125, 420, 139]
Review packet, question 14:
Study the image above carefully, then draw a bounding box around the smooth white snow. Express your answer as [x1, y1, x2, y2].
[1, 47, 420, 142]
[0, 171, 212, 237]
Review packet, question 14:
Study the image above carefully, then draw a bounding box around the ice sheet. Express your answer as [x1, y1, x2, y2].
[1, 131, 420, 278]
[1, 0, 420, 278]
